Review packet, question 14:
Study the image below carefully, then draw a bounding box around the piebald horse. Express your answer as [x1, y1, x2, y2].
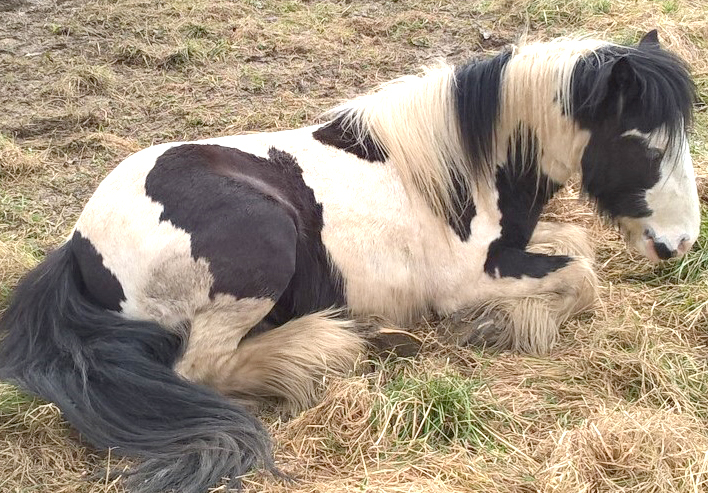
[0, 31, 700, 493]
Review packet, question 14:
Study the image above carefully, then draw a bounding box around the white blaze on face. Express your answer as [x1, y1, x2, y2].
[619, 129, 701, 262]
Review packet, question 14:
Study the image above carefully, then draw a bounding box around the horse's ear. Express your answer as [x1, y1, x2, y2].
[609, 57, 640, 112]
[639, 29, 660, 48]
[610, 57, 637, 91]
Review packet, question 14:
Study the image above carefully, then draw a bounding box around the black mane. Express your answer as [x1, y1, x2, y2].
[454, 49, 512, 177]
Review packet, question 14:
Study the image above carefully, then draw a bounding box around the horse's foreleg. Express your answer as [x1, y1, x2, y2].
[445, 223, 598, 354]
[527, 220, 595, 260]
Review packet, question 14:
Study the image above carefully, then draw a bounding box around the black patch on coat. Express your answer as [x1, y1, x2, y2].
[145, 144, 345, 318]
[484, 132, 570, 279]
[0, 242, 273, 493]
[448, 175, 477, 241]
[568, 41, 695, 218]
[71, 230, 126, 312]
[454, 49, 512, 180]
[485, 246, 571, 279]
[312, 114, 387, 162]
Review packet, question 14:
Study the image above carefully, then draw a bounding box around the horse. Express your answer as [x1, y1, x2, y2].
[0, 30, 699, 493]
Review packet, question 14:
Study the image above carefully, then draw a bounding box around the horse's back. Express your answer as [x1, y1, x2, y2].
[72, 132, 323, 326]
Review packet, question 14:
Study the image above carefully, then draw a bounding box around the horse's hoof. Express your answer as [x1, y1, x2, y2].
[439, 314, 508, 350]
[368, 327, 422, 358]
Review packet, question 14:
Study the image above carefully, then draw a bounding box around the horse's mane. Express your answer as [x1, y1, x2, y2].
[321, 65, 475, 223]
[322, 37, 695, 226]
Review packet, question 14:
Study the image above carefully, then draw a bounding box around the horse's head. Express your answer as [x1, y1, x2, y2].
[573, 30, 700, 262]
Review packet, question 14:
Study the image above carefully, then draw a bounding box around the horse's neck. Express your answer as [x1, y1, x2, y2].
[496, 44, 596, 184]
[493, 117, 589, 188]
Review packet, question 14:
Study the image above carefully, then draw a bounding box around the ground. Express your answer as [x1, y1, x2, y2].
[1, 0, 708, 492]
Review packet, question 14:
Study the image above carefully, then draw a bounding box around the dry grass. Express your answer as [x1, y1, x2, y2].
[0, 382, 133, 493]
[0, 134, 46, 179]
[51, 65, 117, 98]
[540, 408, 708, 492]
[0, 239, 39, 303]
[1, 0, 707, 492]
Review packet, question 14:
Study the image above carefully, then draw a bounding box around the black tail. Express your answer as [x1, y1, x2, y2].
[0, 243, 274, 493]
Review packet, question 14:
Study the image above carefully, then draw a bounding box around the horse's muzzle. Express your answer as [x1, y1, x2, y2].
[643, 228, 693, 262]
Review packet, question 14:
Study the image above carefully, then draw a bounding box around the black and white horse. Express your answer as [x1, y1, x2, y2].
[0, 31, 699, 493]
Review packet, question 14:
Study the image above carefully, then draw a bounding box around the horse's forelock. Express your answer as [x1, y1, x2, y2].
[569, 42, 695, 137]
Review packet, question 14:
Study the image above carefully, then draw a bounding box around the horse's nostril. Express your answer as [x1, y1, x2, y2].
[677, 235, 694, 255]
[651, 240, 676, 260]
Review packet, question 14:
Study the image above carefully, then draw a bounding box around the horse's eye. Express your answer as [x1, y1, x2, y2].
[647, 148, 664, 165]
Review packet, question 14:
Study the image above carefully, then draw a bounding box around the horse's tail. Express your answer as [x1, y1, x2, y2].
[0, 243, 273, 493]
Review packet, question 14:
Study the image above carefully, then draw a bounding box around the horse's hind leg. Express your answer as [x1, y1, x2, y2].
[176, 306, 365, 413]
[174, 294, 275, 387]
[124, 142, 366, 413]
[216, 310, 365, 412]
[446, 222, 598, 354]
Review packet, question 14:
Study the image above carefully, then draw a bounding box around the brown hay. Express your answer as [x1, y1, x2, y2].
[58, 132, 142, 161]
[0, 135, 45, 179]
[539, 408, 708, 492]
[0, 238, 38, 291]
[246, 374, 540, 493]
[0, 383, 130, 493]
[52, 65, 116, 98]
[698, 176, 708, 203]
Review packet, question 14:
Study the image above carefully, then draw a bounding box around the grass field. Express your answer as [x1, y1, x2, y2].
[1, 0, 708, 491]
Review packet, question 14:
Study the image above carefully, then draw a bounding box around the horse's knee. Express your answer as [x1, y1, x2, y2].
[558, 257, 599, 315]
[510, 257, 598, 352]
[530, 256, 598, 325]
